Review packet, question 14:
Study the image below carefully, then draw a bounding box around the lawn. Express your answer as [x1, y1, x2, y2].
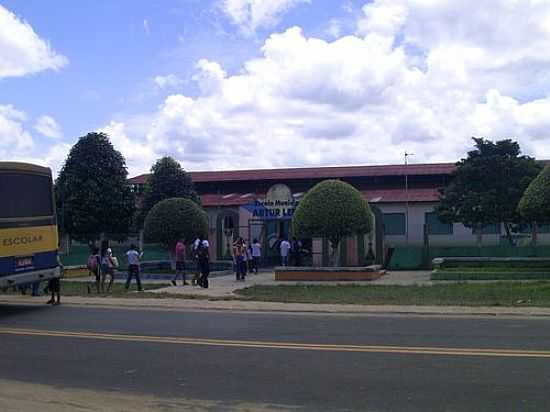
[235, 283, 550, 307]
[431, 270, 550, 281]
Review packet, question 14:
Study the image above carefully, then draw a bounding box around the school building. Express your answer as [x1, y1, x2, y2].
[128, 162, 549, 267]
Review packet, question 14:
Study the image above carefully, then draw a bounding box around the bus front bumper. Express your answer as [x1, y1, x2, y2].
[0, 266, 61, 289]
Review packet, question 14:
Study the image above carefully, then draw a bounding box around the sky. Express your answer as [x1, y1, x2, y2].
[3, 0, 550, 177]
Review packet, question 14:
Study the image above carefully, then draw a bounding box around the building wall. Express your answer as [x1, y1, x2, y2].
[381, 202, 495, 246]
[378, 202, 545, 246]
[205, 200, 550, 264]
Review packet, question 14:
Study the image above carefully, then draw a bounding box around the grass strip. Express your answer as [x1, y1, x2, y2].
[235, 283, 550, 307]
[438, 267, 550, 273]
[431, 271, 550, 281]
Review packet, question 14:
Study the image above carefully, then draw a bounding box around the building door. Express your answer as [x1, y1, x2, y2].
[248, 218, 291, 266]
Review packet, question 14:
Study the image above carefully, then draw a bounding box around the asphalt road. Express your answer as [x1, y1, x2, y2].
[2, 303, 550, 411]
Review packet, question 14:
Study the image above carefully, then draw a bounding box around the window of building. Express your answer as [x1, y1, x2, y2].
[472, 223, 501, 235]
[425, 212, 453, 235]
[383, 213, 406, 235]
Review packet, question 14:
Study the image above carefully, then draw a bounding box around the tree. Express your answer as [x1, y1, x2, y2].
[436, 138, 541, 244]
[56, 132, 135, 242]
[518, 166, 550, 223]
[143, 198, 208, 251]
[292, 180, 373, 266]
[139, 157, 200, 226]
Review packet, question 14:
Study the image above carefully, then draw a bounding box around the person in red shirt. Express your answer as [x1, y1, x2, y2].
[172, 238, 188, 286]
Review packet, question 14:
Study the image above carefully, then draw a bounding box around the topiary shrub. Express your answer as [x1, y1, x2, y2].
[144, 198, 208, 251]
[518, 165, 550, 223]
[292, 180, 373, 266]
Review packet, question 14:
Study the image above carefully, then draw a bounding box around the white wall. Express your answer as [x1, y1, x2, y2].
[378, 202, 501, 246]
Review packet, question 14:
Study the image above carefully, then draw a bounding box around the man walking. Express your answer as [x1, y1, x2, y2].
[280, 237, 291, 266]
[232, 238, 246, 281]
[172, 238, 188, 286]
[125, 244, 143, 292]
[197, 239, 210, 288]
[251, 238, 261, 274]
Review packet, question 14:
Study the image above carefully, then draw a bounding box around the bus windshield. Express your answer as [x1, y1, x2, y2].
[0, 173, 54, 219]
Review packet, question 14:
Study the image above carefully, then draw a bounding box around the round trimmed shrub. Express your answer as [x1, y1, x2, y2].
[144, 198, 208, 250]
[518, 165, 550, 223]
[292, 180, 373, 263]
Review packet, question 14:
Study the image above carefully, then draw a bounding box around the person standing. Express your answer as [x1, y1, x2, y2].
[87, 246, 101, 294]
[192, 237, 202, 286]
[197, 239, 210, 288]
[101, 248, 117, 293]
[172, 238, 188, 286]
[280, 237, 291, 266]
[46, 277, 61, 305]
[46, 255, 63, 305]
[233, 238, 246, 281]
[125, 244, 143, 292]
[242, 239, 250, 277]
[251, 239, 261, 274]
[291, 237, 302, 267]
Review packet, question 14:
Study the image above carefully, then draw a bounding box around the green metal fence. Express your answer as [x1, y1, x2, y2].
[388, 245, 550, 270]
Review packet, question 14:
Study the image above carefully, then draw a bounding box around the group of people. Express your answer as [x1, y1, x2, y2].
[231, 238, 262, 281]
[171, 237, 211, 288]
[83, 234, 303, 292]
[279, 236, 303, 267]
[87, 242, 144, 292]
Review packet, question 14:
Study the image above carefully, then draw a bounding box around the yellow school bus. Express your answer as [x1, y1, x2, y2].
[0, 162, 61, 289]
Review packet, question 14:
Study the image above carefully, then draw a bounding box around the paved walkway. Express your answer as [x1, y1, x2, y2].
[2, 294, 550, 318]
[61, 270, 465, 299]
[134, 270, 433, 298]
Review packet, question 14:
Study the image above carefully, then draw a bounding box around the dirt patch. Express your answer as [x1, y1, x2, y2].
[0, 379, 301, 412]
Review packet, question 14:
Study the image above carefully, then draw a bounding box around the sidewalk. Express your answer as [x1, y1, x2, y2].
[144, 269, 434, 297]
[5, 270, 549, 317]
[3, 293, 550, 317]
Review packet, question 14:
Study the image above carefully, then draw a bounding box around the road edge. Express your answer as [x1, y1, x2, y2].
[2, 295, 550, 318]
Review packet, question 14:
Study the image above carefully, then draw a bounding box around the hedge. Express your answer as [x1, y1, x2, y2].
[144, 198, 208, 250]
[292, 179, 373, 246]
[518, 165, 550, 223]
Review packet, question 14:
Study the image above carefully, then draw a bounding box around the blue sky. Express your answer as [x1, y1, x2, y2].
[2, 0, 550, 176]
[1, 0, 361, 140]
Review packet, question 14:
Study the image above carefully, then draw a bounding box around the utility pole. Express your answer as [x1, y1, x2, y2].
[404, 151, 414, 244]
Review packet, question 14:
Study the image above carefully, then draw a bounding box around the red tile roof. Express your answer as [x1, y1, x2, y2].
[200, 188, 440, 207]
[128, 162, 455, 185]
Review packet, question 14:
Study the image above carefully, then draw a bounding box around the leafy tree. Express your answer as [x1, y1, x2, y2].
[143, 198, 208, 251]
[56, 132, 135, 242]
[138, 156, 200, 226]
[292, 180, 373, 266]
[436, 138, 541, 244]
[518, 165, 550, 223]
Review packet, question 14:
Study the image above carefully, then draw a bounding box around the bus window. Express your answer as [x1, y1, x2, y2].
[0, 173, 54, 219]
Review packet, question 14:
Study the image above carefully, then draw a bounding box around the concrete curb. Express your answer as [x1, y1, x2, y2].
[2, 294, 550, 318]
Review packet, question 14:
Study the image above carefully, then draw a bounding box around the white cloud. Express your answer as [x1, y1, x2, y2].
[0, 105, 71, 174]
[98, 121, 157, 177]
[7, 143, 72, 177]
[0, 105, 33, 153]
[326, 19, 342, 39]
[0, 4, 68, 78]
[35, 115, 62, 139]
[220, 0, 310, 36]
[96, 1, 550, 176]
[153, 74, 184, 90]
